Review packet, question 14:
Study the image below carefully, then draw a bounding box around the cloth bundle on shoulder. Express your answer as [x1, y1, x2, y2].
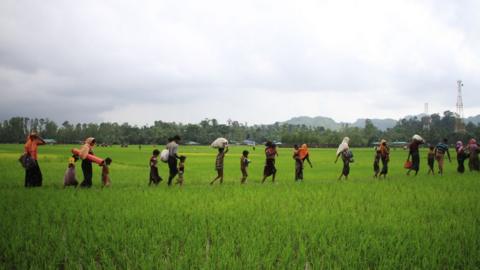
[71, 148, 104, 165]
[160, 149, 169, 162]
[211, 138, 229, 148]
[412, 134, 424, 142]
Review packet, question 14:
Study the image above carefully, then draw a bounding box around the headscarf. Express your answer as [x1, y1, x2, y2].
[79, 137, 95, 159]
[468, 138, 478, 152]
[336, 137, 350, 155]
[298, 144, 309, 160]
[456, 141, 464, 153]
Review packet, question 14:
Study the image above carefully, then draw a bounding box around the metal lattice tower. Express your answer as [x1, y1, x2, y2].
[423, 102, 431, 130]
[455, 80, 466, 133]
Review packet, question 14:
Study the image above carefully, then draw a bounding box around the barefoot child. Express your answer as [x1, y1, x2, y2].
[211, 147, 228, 184]
[427, 145, 435, 175]
[240, 150, 250, 184]
[64, 155, 79, 187]
[176, 156, 186, 186]
[101, 158, 112, 187]
[149, 149, 162, 185]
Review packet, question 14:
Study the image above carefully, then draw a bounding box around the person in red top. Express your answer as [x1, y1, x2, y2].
[23, 132, 45, 187]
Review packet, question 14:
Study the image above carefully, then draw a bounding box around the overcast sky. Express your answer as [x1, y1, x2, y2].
[1, 0, 479, 126]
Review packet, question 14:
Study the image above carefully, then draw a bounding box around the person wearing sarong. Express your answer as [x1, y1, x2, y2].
[407, 135, 424, 176]
[468, 139, 479, 172]
[379, 139, 390, 178]
[455, 141, 467, 173]
[293, 145, 303, 181]
[335, 137, 351, 180]
[262, 141, 278, 183]
[23, 132, 45, 187]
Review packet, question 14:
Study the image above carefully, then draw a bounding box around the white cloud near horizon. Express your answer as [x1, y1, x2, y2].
[0, 0, 479, 125]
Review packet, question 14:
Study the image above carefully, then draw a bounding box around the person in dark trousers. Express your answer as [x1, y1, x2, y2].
[456, 141, 467, 173]
[407, 136, 424, 176]
[166, 135, 181, 186]
[373, 147, 381, 178]
[293, 145, 303, 181]
[435, 138, 451, 175]
[149, 149, 162, 185]
[79, 137, 96, 188]
[23, 132, 45, 187]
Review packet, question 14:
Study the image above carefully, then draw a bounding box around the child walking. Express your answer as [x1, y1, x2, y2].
[176, 156, 186, 186]
[211, 147, 228, 185]
[64, 155, 79, 187]
[101, 158, 112, 187]
[427, 145, 435, 175]
[149, 149, 162, 185]
[240, 150, 250, 184]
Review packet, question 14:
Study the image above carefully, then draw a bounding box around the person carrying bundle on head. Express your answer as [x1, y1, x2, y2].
[335, 137, 352, 180]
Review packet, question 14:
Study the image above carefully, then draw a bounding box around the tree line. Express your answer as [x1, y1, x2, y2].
[1, 111, 479, 146]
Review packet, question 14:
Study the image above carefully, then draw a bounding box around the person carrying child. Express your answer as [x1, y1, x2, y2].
[64, 155, 79, 187]
[149, 149, 162, 185]
[293, 145, 303, 181]
[211, 147, 228, 185]
[262, 141, 278, 183]
[427, 145, 435, 175]
[176, 156, 186, 186]
[378, 139, 390, 178]
[435, 138, 451, 175]
[240, 150, 250, 184]
[101, 158, 112, 187]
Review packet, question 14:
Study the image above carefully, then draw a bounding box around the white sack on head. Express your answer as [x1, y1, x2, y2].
[211, 138, 229, 148]
[160, 149, 169, 162]
[336, 137, 350, 155]
[412, 134, 424, 142]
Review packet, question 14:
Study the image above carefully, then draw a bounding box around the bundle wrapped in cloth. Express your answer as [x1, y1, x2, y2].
[160, 149, 169, 162]
[412, 134, 424, 142]
[211, 138, 229, 148]
[71, 148, 104, 165]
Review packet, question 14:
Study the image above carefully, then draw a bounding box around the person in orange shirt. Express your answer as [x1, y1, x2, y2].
[23, 132, 45, 187]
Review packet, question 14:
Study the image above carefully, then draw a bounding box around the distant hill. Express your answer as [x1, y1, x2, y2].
[466, 115, 480, 125]
[283, 116, 341, 130]
[351, 118, 398, 130]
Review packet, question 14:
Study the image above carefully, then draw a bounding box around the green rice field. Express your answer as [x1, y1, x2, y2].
[0, 144, 479, 269]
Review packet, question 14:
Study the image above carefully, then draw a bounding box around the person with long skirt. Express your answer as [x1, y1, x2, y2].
[262, 141, 278, 183]
[335, 137, 352, 180]
[379, 139, 390, 178]
[468, 138, 479, 172]
[79, 137, 96, 188]
[407, 135, 424, 176]
[166, 135, 181, 186]
[456, 141, 467, 173]
[23, 132, 45, 187]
